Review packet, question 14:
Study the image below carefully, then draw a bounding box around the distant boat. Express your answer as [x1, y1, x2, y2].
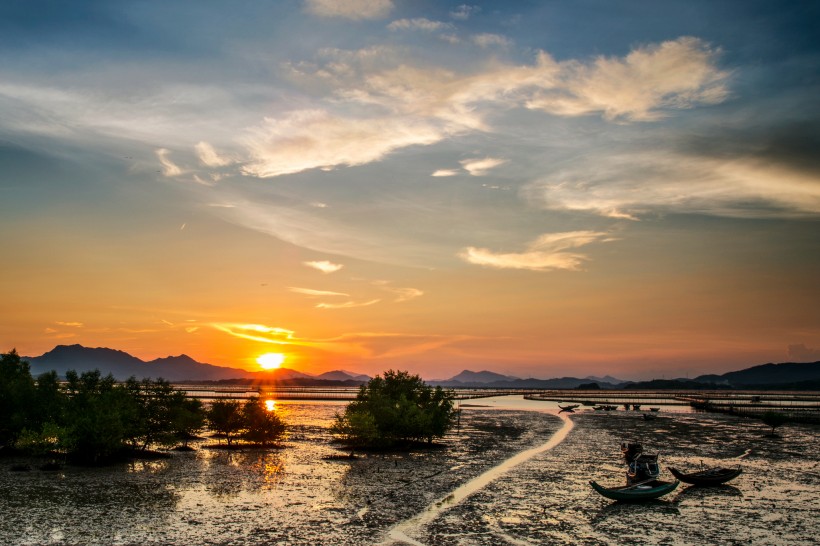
[558, 404, 579, 413]
[589, 479, 679, 501]
[667, 466, 742, 486]
[649, 407, 660, 412]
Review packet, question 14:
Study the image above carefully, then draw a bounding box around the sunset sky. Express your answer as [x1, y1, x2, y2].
[1, 1, 818, 380]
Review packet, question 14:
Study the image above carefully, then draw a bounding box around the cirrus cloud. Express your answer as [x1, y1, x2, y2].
[304, 0, 393, 20]
[289, 287, 350, 297]
[304, 260, 345, 273]
[460, 231, 614, 271]
[388, 18, 453, 32]
[524, 152, 820, 219]
[239, 37, 728, 180]
[241, 110, 443, 178]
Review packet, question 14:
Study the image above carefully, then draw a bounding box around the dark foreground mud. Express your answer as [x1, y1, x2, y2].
[399, 409, 820, 546]
[0, 402, 558, 545]
[1, 401, 817, 545]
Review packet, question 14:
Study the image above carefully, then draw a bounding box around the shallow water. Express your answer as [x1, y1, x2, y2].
[1, 398, 817, 545]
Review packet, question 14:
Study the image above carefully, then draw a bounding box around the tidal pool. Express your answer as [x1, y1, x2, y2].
[1, 399, 817, 545]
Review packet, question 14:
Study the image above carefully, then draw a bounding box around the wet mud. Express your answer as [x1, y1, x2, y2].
[396, 409, 820, 546]
[1, 401, 817, 545]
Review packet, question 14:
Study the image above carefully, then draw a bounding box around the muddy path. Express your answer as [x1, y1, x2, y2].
[386, 411, 574, 545]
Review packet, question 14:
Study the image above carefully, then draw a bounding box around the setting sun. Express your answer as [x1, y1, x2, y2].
[257, 352, 285, 370]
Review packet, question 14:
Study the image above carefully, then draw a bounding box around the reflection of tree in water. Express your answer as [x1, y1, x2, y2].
[199, 449, 287, 498]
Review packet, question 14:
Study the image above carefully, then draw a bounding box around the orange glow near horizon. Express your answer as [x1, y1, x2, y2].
[257, 352, 286, 369]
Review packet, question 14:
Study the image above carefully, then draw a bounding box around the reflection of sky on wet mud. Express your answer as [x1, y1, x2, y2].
[1, 400, 817, 545]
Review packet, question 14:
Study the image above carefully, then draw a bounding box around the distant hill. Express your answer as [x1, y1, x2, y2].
[431, 370, 623, 389]
[694, 361, 820, 387]
[24, 344, 366, 384]
[620, 361, 820, 390]
[620, 379, 732, 390]
[445, 370, 520, 384]
[314, 370, 371, 382]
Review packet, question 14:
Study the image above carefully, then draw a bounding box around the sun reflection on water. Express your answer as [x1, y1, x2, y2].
[265, 399, 276, 412]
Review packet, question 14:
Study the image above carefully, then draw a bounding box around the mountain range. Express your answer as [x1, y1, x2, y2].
[25, 344, 369, 384]
[21, 344, 820, 389]
[430, 370, 625, 389]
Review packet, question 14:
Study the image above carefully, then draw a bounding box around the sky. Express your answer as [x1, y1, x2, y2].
[1, 0, 819, 380]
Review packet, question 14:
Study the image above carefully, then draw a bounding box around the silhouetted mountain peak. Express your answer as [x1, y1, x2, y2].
[448, 370, 520, 384]
[315, 370, 371, 382]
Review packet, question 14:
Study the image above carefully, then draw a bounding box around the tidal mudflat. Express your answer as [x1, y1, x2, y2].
[404, 407, 820, 546]
[1, 399, 818, 545]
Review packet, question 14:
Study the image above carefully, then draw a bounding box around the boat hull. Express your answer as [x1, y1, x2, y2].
[667, 466, 742, 486]
[589, 480, 679, 501]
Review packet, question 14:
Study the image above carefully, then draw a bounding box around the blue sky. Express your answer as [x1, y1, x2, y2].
[1, 0, 818, 379]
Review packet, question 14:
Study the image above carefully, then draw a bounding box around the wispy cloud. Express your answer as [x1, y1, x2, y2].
[240, 37, 726, 180]
[472, 33, 511, 48]
[156, 148, 182, 176]
[304, 260, 344, 273]
[461, 157, 507, 176]
[289, 287, 350, 297]
[450, 5, 480, 20]
[214, 322, 483, 359]
[388, 18, 453, 32]
[432, 168, 459, 177]
[241, 110, 442, 177]
[316, 299, 381, 309]
[373, 281, 424, 302]
[524, 153, 820, 219]
[55, 321, 84, 327]
[212, 323, 300, 345]
[526, 37, 728, 121]
[460, 231, 614, 271]
[304, 0, 393, 20]
[195, 141, 231, 167]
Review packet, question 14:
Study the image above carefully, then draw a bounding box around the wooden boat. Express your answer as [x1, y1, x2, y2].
[558, 404, 579, 413]
[667, 466, 742, 486]
[589, 479, 679, 501]
[649, 407, 660, 412]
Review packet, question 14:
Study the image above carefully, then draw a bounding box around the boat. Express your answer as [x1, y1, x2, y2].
[649, 407, 660, 412]
[558, 404, 579, 413]
[589, 479, 679, 501]
[667, 466, 742, 486]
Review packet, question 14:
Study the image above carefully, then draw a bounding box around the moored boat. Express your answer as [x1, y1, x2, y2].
[667, 466, 742, 486]
[589, 479, 679, 501]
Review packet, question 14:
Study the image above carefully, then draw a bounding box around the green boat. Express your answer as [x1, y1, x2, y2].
[589, 479, 679, 501]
